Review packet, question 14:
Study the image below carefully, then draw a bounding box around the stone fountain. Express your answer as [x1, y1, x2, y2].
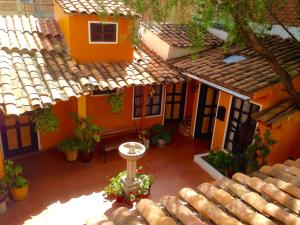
[119, 142, 146, 195]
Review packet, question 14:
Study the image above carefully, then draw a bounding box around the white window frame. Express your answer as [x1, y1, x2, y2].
[88, 21, 118, 44]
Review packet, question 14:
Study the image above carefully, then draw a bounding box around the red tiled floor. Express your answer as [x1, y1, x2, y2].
[0, 132, 213, 225]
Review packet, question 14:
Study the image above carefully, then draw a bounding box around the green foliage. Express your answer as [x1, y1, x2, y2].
[0, 179, 8, 194]
[206, 150, 237, 176]
[103, 168, 154, 198]
[150, 124, 172, 145]
[107, 93, 124, 113]
[103, 170, 126, 197]
[31, 107, 58, 133]
[246, 128, 277, 173]
[4, 160, 28, 189]
[58, 138, 79, 152]
[71, 113, 101, 153]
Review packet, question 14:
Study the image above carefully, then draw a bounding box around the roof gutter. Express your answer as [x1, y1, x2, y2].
[182, 72, 250, 100]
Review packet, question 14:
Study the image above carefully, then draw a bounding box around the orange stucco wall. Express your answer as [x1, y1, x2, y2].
[54, 2, 134, 63]
[211, 91, 232, 150]
[53, 2, 70, 47]
[39, 98, 77, 149]
[86, 86, 165, 130]
[251, 77, 300, 164]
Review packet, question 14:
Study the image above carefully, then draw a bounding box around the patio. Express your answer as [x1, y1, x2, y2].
[0, 131, 212, 225]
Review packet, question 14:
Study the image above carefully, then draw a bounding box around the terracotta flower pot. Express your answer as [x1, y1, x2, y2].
[10, 183, 28, 201]
[65, 151, 78, 162]
[116, 195, 125, 203]
[79, 151, 94, 163]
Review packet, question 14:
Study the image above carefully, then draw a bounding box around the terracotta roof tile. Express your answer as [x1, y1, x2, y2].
[252, 99, 298, 127]
[129, 165, 300, 225]
[0, 15, 180, 116]
[170, 36, 300, 96]
[55, 0, 139, 16]
[145, 23, 223, 48]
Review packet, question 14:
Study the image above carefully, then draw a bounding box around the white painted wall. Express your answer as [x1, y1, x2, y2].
[141, 27, 203, 60]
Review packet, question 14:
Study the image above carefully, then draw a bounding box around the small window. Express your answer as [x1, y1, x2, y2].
[89, 22, 117, 43]
[92, 89, 116, 96]
[223, 55, 247, 64]
[133, 85, 163, 118]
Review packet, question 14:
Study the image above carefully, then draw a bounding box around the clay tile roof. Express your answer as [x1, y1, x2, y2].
[54, 159, 299, 225]
[146, 23, 223, 48]
[81, 45, 182, 90]
[55, 0, 139, 16]
[252, 99, 299, 126]
[0, 15, 180, 116]
[170, 36, 300, 96]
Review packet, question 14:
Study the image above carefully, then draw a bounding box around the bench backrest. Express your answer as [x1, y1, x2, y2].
[100, 124, 138, 139]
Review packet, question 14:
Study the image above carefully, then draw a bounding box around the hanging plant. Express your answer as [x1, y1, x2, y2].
[30, 107, 58, 133]
[107, 92, 124, 113]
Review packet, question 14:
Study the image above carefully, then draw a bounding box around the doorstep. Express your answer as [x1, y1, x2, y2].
[194, 153, 224, 180]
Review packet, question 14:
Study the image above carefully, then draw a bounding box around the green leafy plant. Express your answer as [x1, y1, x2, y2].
[206, 150, 237, 176]
[71, 113, 101, 153]
[30, 107, 58, 133]
[150, 124, 172, 145]
[0, 179, 8, 194]
[58, 138, 79, 152]
[104, 170, 126, 197]
[246, 128, 277, 173]
[4, 160, 28, 189]
[107, 93, 124, 113]
[104, 168, 154, 200]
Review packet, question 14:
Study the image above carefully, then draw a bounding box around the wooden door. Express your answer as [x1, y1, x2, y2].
[0, 113, 38, 158]
[165, 83, 187, 122]
[194, 84, 219, 139]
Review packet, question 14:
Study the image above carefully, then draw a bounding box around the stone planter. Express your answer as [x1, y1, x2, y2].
[0, 191, 8, 214]
[194, 153, 224, 180]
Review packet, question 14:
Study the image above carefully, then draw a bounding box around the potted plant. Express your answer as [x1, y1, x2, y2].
[125, 193, 136, 205]
[0, 179, 8, 213]
[58, 138, 79, 162]
[30, 107, 58, 133]
[4, 160, 28, 201]
[150, 124, 172, 147]
[107, 92, 124, 113]
[206, 150, 238, 177]
[137, 172, 153, 198]
[104, 171, 125, 202]
[71, 113, 101, 163]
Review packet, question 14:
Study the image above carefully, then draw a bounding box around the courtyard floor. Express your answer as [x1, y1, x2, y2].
[0, 132, 213, 225]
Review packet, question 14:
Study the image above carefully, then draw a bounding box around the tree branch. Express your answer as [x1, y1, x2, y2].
[234, 0, 300, 107]
[266, 4, 299, 42]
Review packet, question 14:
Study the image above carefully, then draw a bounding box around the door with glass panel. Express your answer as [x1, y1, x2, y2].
[224, 97, 260, 153]
[165, 83, 187, 122]
[194, 84, 219, 139]
[0, 113, 38, 158]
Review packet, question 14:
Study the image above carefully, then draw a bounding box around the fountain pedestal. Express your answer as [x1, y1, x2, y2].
[119, 142, 146, 195]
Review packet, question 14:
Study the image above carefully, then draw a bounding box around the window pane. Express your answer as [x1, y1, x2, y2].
[103, 32, 116, 42]
[152, 105, 160, 115]
[90, 23, 102, 42]
[103, 24, 116, 32]
[135, 86, 142, 96]
[153, 96, 161, 104]
[146, 106, 151, 115]
[135, 97, 142, 107]
[135, 107, 141, 117]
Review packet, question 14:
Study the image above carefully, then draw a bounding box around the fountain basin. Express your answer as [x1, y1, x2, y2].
[119, 142, 145, 161]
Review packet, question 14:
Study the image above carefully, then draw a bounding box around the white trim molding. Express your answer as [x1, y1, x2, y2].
[88, 21, 118, 44]
[194, 153, 224, 180]
[182, 72, 250, 100]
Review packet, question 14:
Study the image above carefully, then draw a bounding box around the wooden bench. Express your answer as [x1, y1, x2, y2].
[99, 124, 140, 163]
